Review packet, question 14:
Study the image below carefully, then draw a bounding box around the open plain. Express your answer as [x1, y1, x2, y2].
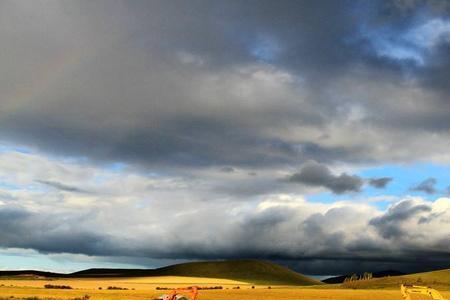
[1, 275, 449, 300]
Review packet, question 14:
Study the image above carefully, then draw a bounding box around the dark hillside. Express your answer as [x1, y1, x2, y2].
[1, 259, 322, 286]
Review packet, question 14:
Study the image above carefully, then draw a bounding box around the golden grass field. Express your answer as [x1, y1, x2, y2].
[1, 276, 450, 300]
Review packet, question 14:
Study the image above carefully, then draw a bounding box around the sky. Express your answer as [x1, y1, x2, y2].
[1, 0, 450, 276]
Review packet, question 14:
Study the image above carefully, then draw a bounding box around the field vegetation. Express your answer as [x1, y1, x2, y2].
[1, 262, 450, 299]
[0, 284, 411, 300]
[1, 275, 450, 300]
[67, 260, 321, 286]
[340, 268, 450, 290]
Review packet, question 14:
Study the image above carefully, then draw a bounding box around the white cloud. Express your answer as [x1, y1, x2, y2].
[0, 148, 449, 270]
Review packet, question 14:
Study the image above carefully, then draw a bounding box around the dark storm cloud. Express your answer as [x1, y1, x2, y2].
[0, 0, 329, 168]
[1, 0, 450, 169]
[368, 177, 393, 188]
[288, 161, 363, 194]
[0, 206, 116, 255]
[36, 180, 90, 194]
[0, 196, 449, 275]
[370, 0, 450, 97]
[410, 177, 437, 194]
[284, 256, 450, 276]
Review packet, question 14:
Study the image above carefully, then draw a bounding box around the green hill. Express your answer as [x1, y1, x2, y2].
[339, 268, 450, 290]
[72, 259, 322, 286]
[154, 259, 322, 285]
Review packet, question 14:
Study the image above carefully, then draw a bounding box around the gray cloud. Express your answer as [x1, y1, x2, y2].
[0, 0, 450, 170]
[1, 0, 450, 276]
[219, 166, 235, 173]
[368, 177, 393, 188]
[36, 180, 90, 194]
[384, 0, 450, 16]
[411, 177, 437, 194]
[0, 206, 117, 255]
[288, 161, 363, 194]
[0, 194, 449, 275]
[369, 199, 432, 239]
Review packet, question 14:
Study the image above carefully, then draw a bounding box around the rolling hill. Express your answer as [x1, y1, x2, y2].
[157, 260, 321, 285]
[0, 259, 322, 286]
[338, 268, 450, 290]
[323, 270, 405, 284]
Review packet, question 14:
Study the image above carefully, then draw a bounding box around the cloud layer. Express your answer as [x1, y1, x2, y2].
[1, 0, 450, 169]
[0, 151, 449, 274]
[1, 0, 450, 275]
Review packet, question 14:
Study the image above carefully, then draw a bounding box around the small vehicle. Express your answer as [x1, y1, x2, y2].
[155, 286, 199, 300]
[400, 284, 447, 300]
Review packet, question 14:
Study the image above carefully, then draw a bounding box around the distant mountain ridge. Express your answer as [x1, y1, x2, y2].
[0, 270, 63, 278]
[0, 259, 322, 286]
[322, 269, 405, 284]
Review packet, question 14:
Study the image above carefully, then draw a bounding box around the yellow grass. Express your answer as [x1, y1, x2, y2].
[0, 276, 247, 290]
[0, 286, 401, 300]
[1, 276, 449, 300]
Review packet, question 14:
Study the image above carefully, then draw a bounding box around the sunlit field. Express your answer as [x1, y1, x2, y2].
[1, 276, 449, 300]
[0, 276, 247, 290]
[0, 286, 400, 300]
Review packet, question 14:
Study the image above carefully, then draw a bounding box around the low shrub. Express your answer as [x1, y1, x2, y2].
[44, 284, 72, 289]
[107, 286, 128, 290]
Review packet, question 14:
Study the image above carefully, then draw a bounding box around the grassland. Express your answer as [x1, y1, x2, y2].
[1, 275, 450, 300]
[152, 260, 322, 286]
[1, 264, 450, 299]
[0, 282, 408, 300]
[340, 268, 450, 290]
[0, 276, 247, 290]
[70, 260, 322, 286]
